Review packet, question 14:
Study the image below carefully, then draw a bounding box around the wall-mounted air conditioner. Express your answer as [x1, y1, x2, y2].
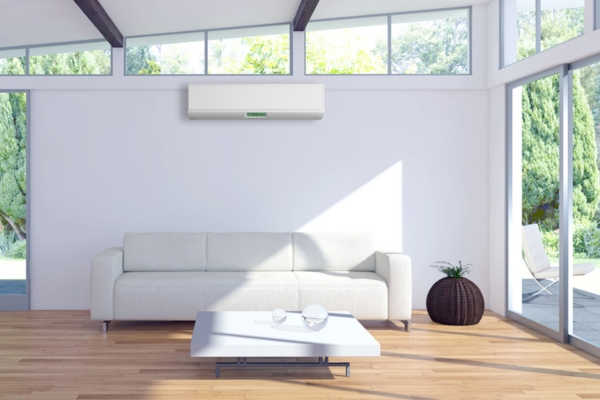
[188, 84, 324, 120]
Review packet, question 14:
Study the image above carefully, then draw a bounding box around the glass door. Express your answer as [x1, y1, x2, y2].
[507, 68, 563, 340]
[0, 90, 29, 311]
[508, 57, 600, 357]
[569, 59, 600, 350]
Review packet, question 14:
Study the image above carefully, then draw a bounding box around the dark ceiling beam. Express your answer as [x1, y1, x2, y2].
[73, 0, 123, 47]
[293, 0, 319, 31]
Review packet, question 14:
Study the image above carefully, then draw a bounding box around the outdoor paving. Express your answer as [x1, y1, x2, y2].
[522, 278, 600, 346]
[0, 280, 26, 294]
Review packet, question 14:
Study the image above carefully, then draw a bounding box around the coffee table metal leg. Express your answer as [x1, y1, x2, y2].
[215, 357, 350, 377]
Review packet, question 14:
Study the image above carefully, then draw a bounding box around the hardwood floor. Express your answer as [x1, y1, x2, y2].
[0, 310, 599, 399]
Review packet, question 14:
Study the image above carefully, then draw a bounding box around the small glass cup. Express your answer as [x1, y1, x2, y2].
[272, 308, 287, 324]
[302, 304, 328, 331]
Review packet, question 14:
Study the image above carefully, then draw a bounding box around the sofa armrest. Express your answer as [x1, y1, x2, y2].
[90, 247, 124, 321]
[375, 252, 412, 321]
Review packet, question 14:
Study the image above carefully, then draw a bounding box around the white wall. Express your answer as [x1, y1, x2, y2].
[0, 3, 493, 311]
[30, 88, 489, 310]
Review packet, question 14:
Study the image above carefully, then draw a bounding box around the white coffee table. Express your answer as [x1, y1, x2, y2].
[190, 311, 380, 377]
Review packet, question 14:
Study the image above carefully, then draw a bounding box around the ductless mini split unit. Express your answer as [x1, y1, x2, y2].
[188, 84, 324, 120]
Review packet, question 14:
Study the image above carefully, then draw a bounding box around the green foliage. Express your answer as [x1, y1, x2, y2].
[541, 230, 559, 258]
[429, 261, 472, 278]
[584, 228, 600, 258]
[209, 35, 290, 74]
[385, 17, 469, 74]
[540, 8, 584, 50]
[138, 59, 162, 75]
[0, 92, 27, 241]
[126, 46, 154, 75]
[574, 219, 596, 256]
[242, 35, 289, 74]
[306, 30, 387, 74]
[0, 231, 17, 254]
[29, 50, 110, 75]
[516, 11, 536, 61]
[517, 8, 584, 61]
[521, 73, 600, 230]
[0, 57, 26, 75]
[521, 74, 560, 229]
[540, 220, 600, 259]
[5, 239, 26, 259]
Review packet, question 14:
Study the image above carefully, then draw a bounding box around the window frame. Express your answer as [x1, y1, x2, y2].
[596, 0, 600, 30]
[304, 6, 472, 76]
[0, 39, 112, 76]
[506, 50, 600, 359]
[500, 0, 586, 69]
[124, 22, 293, 76]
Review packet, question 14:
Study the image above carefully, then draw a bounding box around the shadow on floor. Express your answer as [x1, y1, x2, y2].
[522, 279, 600, 346]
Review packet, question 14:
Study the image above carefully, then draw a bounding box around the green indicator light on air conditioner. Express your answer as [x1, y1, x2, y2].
[246, 112, 267, 118]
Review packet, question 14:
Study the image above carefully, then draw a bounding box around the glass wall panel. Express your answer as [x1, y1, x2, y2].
[390, 9, 469, 74]
[540, 0, 584, 51]
[502, 0, 585, 67]
[208, 25, 289, 74]
[0, 49, 26, 75]
[516, 0, 537, 62]
[306, 16, 387, 74]
[509, 73, 561, 332]
[29, 41, 111, 75]
[0, 92, 27, 297]
[126, 32, 205, 75]
[571, 61, 600, 347]
[502, 0, 537, 66]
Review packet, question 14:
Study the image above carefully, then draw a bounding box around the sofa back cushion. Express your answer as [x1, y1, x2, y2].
[123, 233, 206, 272]
[207, 233, 293, 271]
[292, 232, 375, 271]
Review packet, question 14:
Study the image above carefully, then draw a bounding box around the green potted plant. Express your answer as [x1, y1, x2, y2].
[426, 261, 485, 325]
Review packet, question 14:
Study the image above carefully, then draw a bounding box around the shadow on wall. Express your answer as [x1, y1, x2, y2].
[100, 162, 405, 322]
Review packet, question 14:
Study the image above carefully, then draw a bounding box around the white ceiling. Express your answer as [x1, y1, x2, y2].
[0, 0, 492, 49]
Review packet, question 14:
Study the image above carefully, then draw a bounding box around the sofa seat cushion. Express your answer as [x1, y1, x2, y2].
[114, 272, 204, 320]
[293, 271, 388, 320]
[203, 272, 298, 311]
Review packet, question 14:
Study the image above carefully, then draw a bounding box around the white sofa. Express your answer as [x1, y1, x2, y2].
[90, 232, 412, 331]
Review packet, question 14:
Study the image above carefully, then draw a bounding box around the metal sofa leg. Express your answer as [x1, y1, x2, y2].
[401, 320, 411, 332]
[102, 321, 111, 332]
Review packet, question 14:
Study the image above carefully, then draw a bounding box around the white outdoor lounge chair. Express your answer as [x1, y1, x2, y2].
[522, 224, 595, 301]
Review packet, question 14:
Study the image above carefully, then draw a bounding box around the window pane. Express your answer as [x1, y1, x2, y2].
[509, 73, 561, 331]
[0, 49, 26, 75]
[208, 25, 290, 74]
[306, 17, 387, 75]
[540, 0, 584, 51]
[126, 32, 205, 75]
[0, 92, 27, 295]
[502, 0, 536, 66]
[572, 62, 600, 348]
[29, 42, 111, 75]
[391, 9, 469, 75]
[517, 0, 537, 61]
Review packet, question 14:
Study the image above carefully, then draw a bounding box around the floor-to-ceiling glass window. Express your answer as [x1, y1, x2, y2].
[508, 70, 562, 337]
[509, 58, 600, 356]
[0, 90, 28, 310]
[570, 59, 600, 348]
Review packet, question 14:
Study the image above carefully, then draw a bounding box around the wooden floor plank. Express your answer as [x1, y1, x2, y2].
[0, 310, 599, 399]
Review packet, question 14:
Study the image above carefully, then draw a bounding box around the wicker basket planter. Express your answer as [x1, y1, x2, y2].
[426, 277, 485, 326]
